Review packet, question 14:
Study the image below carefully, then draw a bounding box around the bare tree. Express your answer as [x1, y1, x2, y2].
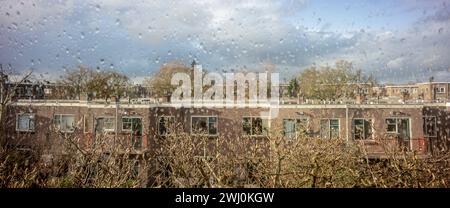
[1, 117, 450, 188]
[59, 66, 131, 101]
[298, 60, 376, 101]
[58, 66, 92, 100]
[143, 61, 192, 99]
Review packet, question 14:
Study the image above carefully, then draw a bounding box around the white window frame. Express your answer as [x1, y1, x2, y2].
[95, 116, 115, 132]
[158, 116, 175, 136]
[283, 118, 309, 139]
[44, 88, 52, 94]
[242, 116, 270, 137]
[320, 118, 340, 139]
[385, 117, 413, 149]
[190, 115, 219, 136]
[436, 87, 445, 94]
[53, 114, 76, 133]
[352, 118, 373, 140]
[385, 117, 412, 136]
[385, 118, 398, 133]
[122, 116, 142, 132]
[16, 113, 35, 132]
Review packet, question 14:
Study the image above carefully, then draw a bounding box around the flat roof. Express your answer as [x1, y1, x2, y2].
[416, 82, 450, 85]
[10, 100, 448, 109]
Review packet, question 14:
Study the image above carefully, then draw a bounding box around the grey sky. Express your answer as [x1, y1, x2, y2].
[0, 0, 449, 84]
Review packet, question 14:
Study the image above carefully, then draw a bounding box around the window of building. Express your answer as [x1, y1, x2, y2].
[362, 88, 368, 94]
[353, 119, 373, 140]
[44, 88, 52, 94]
[95, 117, 115, 132]
[25, 87, 33, 97]
[16, 113, 35, 132]
[243, 117, 269, 136]
[283, 118, 309, 139]
[122, 118, 132, 131]
[423, 116, 437, 137]
[320, 119, 339, 139]
[436, 87, 445, 93]
[53, 114, 75, 132]
[191, 116, 218, 136]
[386, 118, 397, 133]
[121, 117, 143, 149]
[158, 116, 175, 135]
[122, 117, 142, 132]
[385, 118, 411, 141]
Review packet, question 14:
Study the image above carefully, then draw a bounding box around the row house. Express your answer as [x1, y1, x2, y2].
[417, 82, 450, 102]
[383, 82, 450, 102]
[385, 84, 419, 99]
[4, 101, 450, 158]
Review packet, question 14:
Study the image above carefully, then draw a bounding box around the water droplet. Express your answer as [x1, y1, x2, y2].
[80, 32, 85, 39]
[95, 4, 101, 12]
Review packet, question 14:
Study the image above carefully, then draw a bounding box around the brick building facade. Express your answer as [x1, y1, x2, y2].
[4, 101, 450, 158]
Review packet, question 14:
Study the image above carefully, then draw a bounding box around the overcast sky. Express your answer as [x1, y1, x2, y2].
[0, 0, 449, 83]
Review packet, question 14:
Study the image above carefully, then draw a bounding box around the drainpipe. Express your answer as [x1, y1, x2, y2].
[345, 104, 349, 143]
[115, 96, 119, 144]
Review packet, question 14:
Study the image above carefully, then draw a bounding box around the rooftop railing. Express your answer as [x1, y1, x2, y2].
[14, 97, 449, 106]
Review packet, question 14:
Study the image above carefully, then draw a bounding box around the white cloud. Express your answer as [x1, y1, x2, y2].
[0, 0, 449, 83]
[0, 0, 74, 27]
[387, 57, 405, 69]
